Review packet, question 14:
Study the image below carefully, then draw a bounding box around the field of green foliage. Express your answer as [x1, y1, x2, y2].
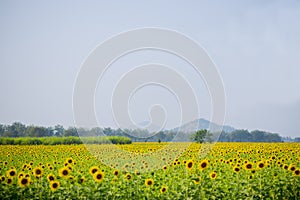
[0, 142, 299, 199]
[0, 136, 131, 145]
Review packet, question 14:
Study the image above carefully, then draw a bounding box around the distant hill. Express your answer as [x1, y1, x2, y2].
[171, 118, 235, 133]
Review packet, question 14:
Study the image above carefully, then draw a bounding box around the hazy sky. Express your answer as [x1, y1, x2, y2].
[0, 1, 299, 137]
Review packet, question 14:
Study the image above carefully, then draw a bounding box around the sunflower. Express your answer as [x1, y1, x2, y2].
[69, 175, 75, 183]
[6, 178, 13, 185]
[192, 177, 201, 184]
[50, 181, 60, 192]
[288, 164, 296, 172]
[145, 178, 154, 187]
[18, 177, 30, 188]
[186, 160, 194, 170]
[78, 176, 86, 184]
[113, 170, 119, 176]
[0, 175, 5, 183]
[93, 171, 105, 182]
[47, 174, 55, 182]
[33, 167, 43, 178]
[209, 171, 217, 179]
[199, 160, 209, 170]
[160, 186, 168, 193]
[66, 158, 74, 165]
[293, 169, 300, 176]
[89, 166, 99, 175]
[233, 166, 241, 173]
[257, 161, 265, 169]
[7, 169, 17, 178]
[124, 173, 132, 181]
[135, 171, 140, 176]
[59, 167, 70, 177]
[282, 164, 288, 170]
[244, 162, 253, 170]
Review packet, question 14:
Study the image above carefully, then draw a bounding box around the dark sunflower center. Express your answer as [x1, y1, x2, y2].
[201, 163, 207, 168]
[49, 176, 54, 181]
[162, 188, 166, 192]
[10, 171, 15, 176]
[147, 181, 153, 185]
[92, 169, 97, 173]
[97, 174, 102, 179]
[21, 178, 28, 185]
[52, 183, 58, 188]
[188, 163, 193, 168]
[63, 170, 68, 175]
[291, 167, 295, 171]
[36, 169, 41, 175]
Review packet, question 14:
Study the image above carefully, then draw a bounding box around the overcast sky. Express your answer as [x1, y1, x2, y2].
[0, 0, 299, 137]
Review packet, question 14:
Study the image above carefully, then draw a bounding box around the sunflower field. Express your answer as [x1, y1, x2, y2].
[0, 142, 299, 199]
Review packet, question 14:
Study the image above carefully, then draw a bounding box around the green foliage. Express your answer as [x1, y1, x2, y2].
[0, 136, 131, 145]
[0, 122, 285, 142]
[0, 143, 299, 199]
[218, 129, 282, 142]
[191, 129, 209, 143]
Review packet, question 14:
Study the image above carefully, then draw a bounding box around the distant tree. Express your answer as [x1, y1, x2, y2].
[3, 122, 26, 137]
[265, 133, 281, 142]
[13, 122, 26, 137]
[54, 125, 64, 137]
[191, 129, 208, 143]
[103, 127, 113, 136]
[90, 127, 103, 136]
[218, 131, 230, 142]
[295, 137, 300, 142]
[231, 129, 252, 142]
[63, 127, 78, 137]
[251, 130, 266, 142]
[25, 125, 49, 137]
[0, 124, 4, 137]
[156, 131, 166, 142]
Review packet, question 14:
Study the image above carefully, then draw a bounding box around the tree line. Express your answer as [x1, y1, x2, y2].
[0, 122, 290, 143]
[217, 129, 282, 142]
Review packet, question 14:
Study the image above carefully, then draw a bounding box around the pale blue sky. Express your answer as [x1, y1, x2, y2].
[0, 1, 300, 137]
